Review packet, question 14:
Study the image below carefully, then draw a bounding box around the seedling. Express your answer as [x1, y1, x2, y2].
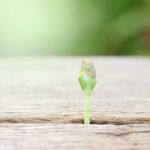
[79, 58, 97, 124]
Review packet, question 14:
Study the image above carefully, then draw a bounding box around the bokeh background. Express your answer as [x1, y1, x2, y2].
[0, 0, 150, 56]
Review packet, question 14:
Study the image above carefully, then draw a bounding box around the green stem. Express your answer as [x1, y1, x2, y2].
[84, 93, 91, 124]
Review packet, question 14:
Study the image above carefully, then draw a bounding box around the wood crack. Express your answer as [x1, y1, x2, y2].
[0, 116, 150, 125]
[100, 130, 150, 137]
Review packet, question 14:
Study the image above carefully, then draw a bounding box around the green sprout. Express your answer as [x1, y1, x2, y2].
[79, 58, 97, 124]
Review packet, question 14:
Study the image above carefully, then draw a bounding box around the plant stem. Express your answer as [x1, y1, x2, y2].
[84, 93, 91, 124]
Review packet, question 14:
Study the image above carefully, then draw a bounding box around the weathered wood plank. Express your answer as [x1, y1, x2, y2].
[0, 124, 149, 150]
[0, 57, 150, 150]
[0, 57, 149, 124]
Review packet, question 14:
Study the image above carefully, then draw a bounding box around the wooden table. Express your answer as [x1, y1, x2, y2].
[0, 57, 150, 150]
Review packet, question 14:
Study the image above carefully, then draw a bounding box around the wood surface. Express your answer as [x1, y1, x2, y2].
[0, 57, 150, 149]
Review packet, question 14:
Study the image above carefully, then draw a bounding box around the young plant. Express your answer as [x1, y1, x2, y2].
[79, 58, 97, 124]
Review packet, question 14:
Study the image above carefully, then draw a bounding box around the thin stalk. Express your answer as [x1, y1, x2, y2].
[84, 93, 91, 124]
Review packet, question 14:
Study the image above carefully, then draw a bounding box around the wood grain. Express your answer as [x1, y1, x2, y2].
[0, 124, 150, 150]
[0, 57, 150, 149]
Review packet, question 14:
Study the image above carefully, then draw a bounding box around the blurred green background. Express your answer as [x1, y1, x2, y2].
[0, 0, 150, 56]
